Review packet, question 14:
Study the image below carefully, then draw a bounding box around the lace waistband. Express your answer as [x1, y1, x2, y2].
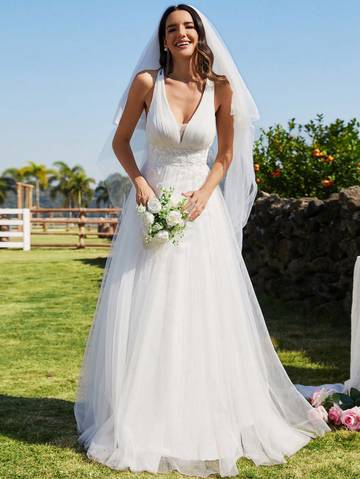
[146, 144, 210, 168]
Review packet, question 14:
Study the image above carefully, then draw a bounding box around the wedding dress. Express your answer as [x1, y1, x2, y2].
[74, 68, 331, 477]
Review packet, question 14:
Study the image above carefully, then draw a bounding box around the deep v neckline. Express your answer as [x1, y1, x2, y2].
[160, 69, 208, 144]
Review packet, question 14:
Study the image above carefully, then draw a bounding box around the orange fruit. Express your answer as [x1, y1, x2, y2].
[322, 155, 334, 163]
[321, 178, 334, 187]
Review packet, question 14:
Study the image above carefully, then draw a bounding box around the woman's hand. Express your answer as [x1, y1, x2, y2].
[134, 176, 156, 206]
[181, 187, 212, 221]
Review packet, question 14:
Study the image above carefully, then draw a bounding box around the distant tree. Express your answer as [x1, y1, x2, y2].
[1, 168, 26, 207]
[49, 161, 84, 208]
[0, 176, 16, 205]
[95, 181, 111, 208]
[2, 167, 26, 183]
[104, 173, 132, 209]
[68, 170, 95, 207]
[17, 161, 55, 208]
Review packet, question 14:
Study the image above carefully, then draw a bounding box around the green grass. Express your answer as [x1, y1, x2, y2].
[30, 227, 112, 247]
[0, 247, 360, 479]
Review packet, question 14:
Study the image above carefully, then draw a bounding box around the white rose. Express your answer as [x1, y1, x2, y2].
[136, 204, 146, 214]
[152, 223, 163, 232]
[166, 210, 183, 227]
[154, 230, 169, 243]
[147, 197, 162, 214]
[169, 193, 183, 207]
[143, 211, 154, 227]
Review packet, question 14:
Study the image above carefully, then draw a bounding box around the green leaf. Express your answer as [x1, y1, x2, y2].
[349, 388, 360, 400]
[336, 394, 355, 410]
[327, 393, 342, 402]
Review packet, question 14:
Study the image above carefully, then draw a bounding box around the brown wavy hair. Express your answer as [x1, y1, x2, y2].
[158, 4, 227, 84]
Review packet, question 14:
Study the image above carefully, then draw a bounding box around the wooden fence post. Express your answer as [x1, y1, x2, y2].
[78, 210, 86, 249]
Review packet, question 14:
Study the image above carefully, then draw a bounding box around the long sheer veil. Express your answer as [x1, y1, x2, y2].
[97, 4, 260, 252]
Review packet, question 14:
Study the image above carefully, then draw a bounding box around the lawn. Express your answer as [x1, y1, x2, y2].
[30, 226, 113, 247]
[0, 246, 360, 479]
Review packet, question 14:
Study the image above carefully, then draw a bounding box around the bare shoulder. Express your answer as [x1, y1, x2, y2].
[214, 78, 233, 101]
[214, 78, 233, 112]
[132, 69, 160, 91]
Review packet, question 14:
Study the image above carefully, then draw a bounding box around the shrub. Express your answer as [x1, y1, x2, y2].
[253, 114, 360, 198]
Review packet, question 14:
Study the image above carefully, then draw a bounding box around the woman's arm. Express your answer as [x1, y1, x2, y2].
[182, 80, 234, 220]
[202, 79, 234, 193]
[112, 70, 157, 206]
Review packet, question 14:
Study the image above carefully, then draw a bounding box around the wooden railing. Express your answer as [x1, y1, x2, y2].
[30, 208, 121, 249]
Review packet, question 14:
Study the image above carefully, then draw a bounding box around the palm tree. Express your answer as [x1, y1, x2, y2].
[69, 170, 95, 207]
[50, 162, 95, 208]
[2, 167, 26, 183]
[18, 161, 55, 208]
[0, 176, 16, 205]
[49, 161, 84, 208]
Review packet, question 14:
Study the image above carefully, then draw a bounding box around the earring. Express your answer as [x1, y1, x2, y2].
[165, 48, 170, 72]
[164, 46, 167, 52]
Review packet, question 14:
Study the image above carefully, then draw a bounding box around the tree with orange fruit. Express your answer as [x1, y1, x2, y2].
[253, 114, 360, 198]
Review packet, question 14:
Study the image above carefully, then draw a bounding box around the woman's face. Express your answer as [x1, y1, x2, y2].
[164, 10, 199, 60]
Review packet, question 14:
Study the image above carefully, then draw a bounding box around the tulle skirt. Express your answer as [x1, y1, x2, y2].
[74, 158, 330, 477]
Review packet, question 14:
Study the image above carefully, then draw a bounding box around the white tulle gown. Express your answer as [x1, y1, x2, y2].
[74, 69, 331, 477]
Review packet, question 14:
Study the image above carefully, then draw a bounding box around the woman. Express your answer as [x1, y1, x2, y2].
[74, 5, 331, 477]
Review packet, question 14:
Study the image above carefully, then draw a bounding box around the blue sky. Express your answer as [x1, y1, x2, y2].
[1, 0, 359, 181]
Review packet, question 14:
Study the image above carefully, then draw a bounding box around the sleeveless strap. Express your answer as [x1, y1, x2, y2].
[146, 69, 162, 119]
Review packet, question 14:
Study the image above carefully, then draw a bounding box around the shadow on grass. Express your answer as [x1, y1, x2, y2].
[258, 293, 351, 385]
[75, 257, 107, 270]
[0, 395, 80, 449]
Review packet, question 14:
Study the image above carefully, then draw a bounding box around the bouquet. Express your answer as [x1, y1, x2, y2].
[136, 186, 189, 247]
[308, 386, 360, 431]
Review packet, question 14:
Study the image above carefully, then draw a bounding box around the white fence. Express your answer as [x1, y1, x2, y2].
[0, 208, 31, 251]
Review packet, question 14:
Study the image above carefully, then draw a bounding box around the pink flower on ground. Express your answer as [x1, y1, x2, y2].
[311, 388, 332, 407]
[309, 405, 328, 423]
[328, 404, 343, 426]
[341, 407, 360, 431]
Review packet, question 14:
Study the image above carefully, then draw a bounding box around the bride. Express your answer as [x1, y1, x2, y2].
[74, 4, 331, 477]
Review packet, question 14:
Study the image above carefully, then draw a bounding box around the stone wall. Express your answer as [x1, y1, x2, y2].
[242, 186, 360, 318]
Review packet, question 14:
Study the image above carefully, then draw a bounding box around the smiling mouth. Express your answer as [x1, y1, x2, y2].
[175, 41, 191, 49]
